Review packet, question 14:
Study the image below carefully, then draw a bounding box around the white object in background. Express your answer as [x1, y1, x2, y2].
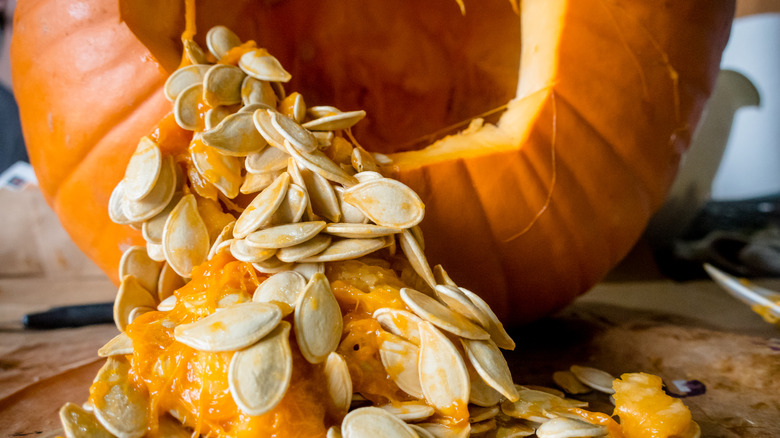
[0, 161, 37, 190]
[712, 13, 780, 200]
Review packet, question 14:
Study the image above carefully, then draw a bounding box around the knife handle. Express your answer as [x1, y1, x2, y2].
[22, 302, 114, 329]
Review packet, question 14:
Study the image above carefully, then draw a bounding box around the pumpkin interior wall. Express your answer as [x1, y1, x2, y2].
[121, 0, 522, 154]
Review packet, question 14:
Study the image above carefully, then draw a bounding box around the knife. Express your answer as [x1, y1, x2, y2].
[21, 302, 114, 329]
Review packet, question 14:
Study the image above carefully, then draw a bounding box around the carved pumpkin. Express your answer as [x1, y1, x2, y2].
[11, 0, 734, 323]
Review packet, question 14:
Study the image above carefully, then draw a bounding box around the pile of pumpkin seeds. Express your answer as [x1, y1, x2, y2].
[59, 25, 697, 438]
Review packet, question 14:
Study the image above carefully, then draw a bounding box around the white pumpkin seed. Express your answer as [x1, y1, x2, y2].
[165, 64, 211, 102]
[271, 110, 318, 153]
[253, 108, 288, 150]
[252, 270, 306, 316]
[327, 426, 343, 438]
[157, 295, 177, 312]
[569, 366, 615, 394]
[276, 234, 332, 263]
[245, 221, 326, 249]
[500, 388, 574, 423]
[457, 287, 515, 351]
[469, 405, 500, 423]
[142, 193, 183, 245]
[379, 333, 423, 398]
[174, 301, 281, 352]
[494, 422, 535, 438]
[461, 338, 519, 402]
[190, 142, 242, 198]
[408, 424, 436, 438]
[245, 145, 289, 174]
[123, 155, 177, 223]
[535, 417, 608, 438]
[239, 50, 292, 82]
[354, 171, 384, 183]
[341, 407, 418, 438]
[183, 39, 207, 64]
[123, 136, 162, 201]
[233, 172, 291, 238]
[206, 25, 242, 60]
[307, 105, 341, 118]
[299, 237, 386, 263]
[242, 76, 277, 107]
[324, 223, 400, 239]
[336, 186, 367, 223]
[399, 230, 437, 290]
[113, 275, 157, 332]
[146, 241, 166, 262]
[552, 371, 592, 395]
[201, 111, 268, 156]
[284, 140, 358, 187]
[229, 321, 292, 416]
[291, 262, 325, 280]
[417, 321, 470, 417]
[342, 178, 424, 229]
[400, 288, 489, 340]
[208, 221, 236, 261]
[162, 194, 210, 278]
[294, 273, 342, 363]
[298, 165, 341, 222]
[252, 256, 292, 274]
[97, 333, 133, 358]
[119, 246, 162, 295]
[90, 358, 148, 438]
[60, 402, 114, 438]
[203, 64, 245, 107]
[128, 306, 154, 324]
[373, 308, 423, 345]
[173, 83, 203, 131]
[230, 238, 277, 263]
[467, 359, 503, 407]
[108, 180, 132, 225]
[379, 401, 434, 422]
[240, 170, 281, 194]
[413, 422, 471, 438]
[204, 106, 233, 131]
[314, 131, 334, 148]
[269, 183, 308, 225]
[434, 284, 491, 328]
[324, 352, 352, 416]
[351, 146, 379, 173]
[302, 110, 366, 131]
[471, 418, 498, 435]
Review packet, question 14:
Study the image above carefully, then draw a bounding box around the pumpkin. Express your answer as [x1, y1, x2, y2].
[11, 0, 734, 324]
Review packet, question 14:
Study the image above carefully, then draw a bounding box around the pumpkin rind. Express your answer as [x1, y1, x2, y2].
[11, 0, 734, 323]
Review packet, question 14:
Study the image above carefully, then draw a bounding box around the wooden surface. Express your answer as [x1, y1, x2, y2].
[1, 187, 779, 436]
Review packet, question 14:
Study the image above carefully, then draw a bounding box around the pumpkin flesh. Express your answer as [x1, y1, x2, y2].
[11, 0, 734, 323]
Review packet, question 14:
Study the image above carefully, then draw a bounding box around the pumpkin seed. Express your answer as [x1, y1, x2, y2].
[208, 221, 236, 261]
[552, 371, 592, 395]
[252, 270, 306, 316]
[97, 333, 133, 358]
[201, 111, 267, 156]
[271, 110, 318, 153]
[252, 256, 292, 274]
[354, 171, 383, 183]
[400, 288, 490, 340]
[341, 407, 418, 438]
[146, 242, 166, 262]
[372, 152, 393, 165]
[535, 417, 608, 438]
[418, 321, 470, 417]
[108, 180, 133, 225]
[378, 401, 434, 422]
[280, 92, 306, 123]
[253, 108, 288, 150]
[327, 426, 343, 438]
[351, 146, 379, 173]
[229, 321, 292, 416]
[204, 106, 233, 131]
[399, 230, 437, 291]
[183, 39, 207, 64]
[277, 234, 332, 263]
[156, 414, 193, 438]
[206, 25, 242, 60]
[462, 338, 519, 402]
[303, 110, 366, 131]
[293, 273, 342, 363]
[128, 306, 154, 324]
[284, 140, 358, 187]
[523, 385, 567, 399]
[245, 145, 289, 174]
[324, 223, 400, 239]
[298, 165, 341, 222]
[162, 194, 210, 277]
[324, 352, 353, 416]
[409, 225, 425, 251]
[471, 418, 498, 435]
[336, 186, 367, 223]
[434, 284, 491, 328]
[408, 424, 436, 438]
[373, 308, 423, 345]
[173, 83, 203, 131]
[245, 221, 326, 249]
[269, 183, 308, 225]
[342, 178, 424, 229]
[166, 65, 212, 101]
[500, 388, 574, 423]
[239, 50, 292, 82]
[379, 333, 423, 398]
[569, 366, 615, 394]
[307, 105, 341, 118]
[469, 405, 500, 423]
[123, 155, 177, 223]
[467, 359, 503, 407]
[457, 287, 515, 350]
[230, 238, 277, 263]
[157, 295, 177, 312]
[494, 422, 536, 438]
[291, 262, 325, 280]
[203, 64, 245, 107]
[90, 357, 148, 438]
[233, 172, 291, 238]
[174, 302, 281, 352]
[413, 422, 471, 438]
[242, 76, 277, 107]
[60, 402, 114, 438]
[299, 237, 386, 263]
[119, 246, 162, 295]
[113, 275, 157, 332]
[123, 136, 162, 201]
[314, 131, 334, 148]
[191, 142, 243, 199]
[241, 170, 281, 194]
[142, 193, 182, 245]
[271, 81, 286, 101]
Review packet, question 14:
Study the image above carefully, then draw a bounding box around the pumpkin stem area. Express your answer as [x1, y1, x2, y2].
[121, 0, 521, 154]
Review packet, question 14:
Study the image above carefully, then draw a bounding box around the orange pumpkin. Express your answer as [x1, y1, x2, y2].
[11, 0, 734, 324]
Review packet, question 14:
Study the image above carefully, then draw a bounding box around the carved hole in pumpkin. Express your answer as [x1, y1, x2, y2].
[120, 0, 522, 154]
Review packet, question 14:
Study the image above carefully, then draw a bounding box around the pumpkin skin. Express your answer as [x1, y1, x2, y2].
[11, 0, 734, 324]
